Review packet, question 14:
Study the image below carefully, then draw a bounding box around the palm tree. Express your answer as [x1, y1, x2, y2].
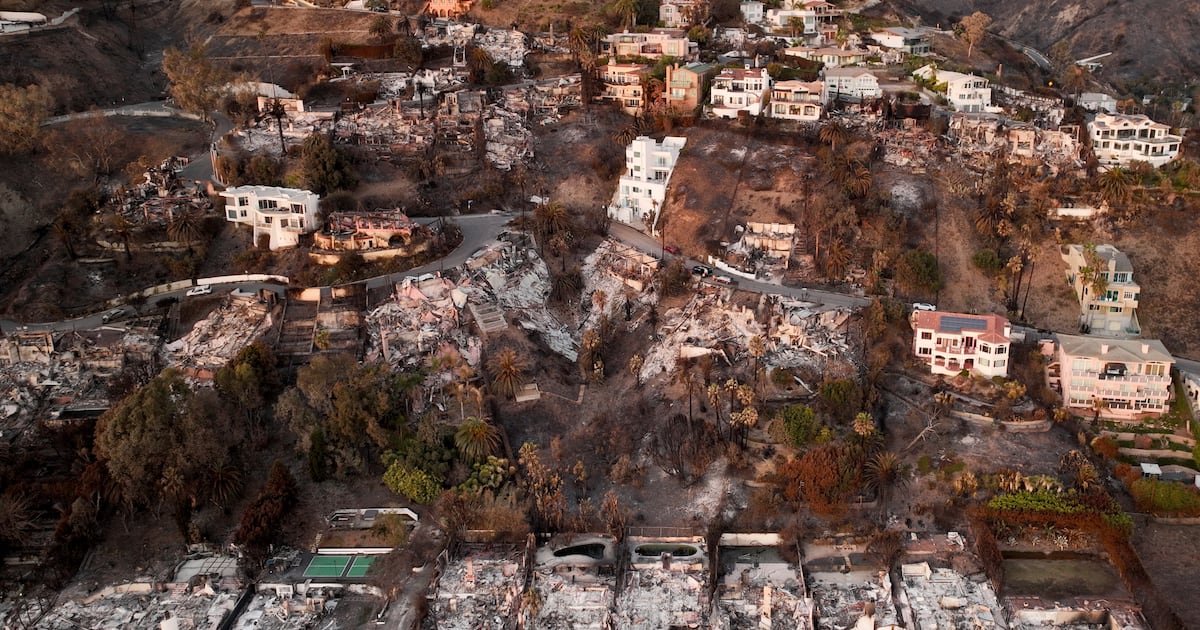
[168, 207, 204, 248]
[628, 354, 644, 388]
[864, 451, 908, 515]
[455, 416, 501, 462]
[487, 348, 529, 399]
[613, 0, 638, 31]
[1099, 167, 1133, 206]
[821, 234, 852, 280]
[613, 124, 638, 147]
[208, 462, 243, 509]
[819, 121, 850, 153]
[105, 213, 135, 261]
[748, 335, 765, 393]
[534, 201, 571, 243]
[268, 97, 288, 156]
[841, 160, 872, 198]
[676, 364, 699, 427]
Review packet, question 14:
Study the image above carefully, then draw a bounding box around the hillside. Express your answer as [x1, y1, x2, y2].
[889, 0, 1200, 89]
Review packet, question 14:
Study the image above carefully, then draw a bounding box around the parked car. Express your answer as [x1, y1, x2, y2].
[100, 308, 126, 323]
[663, 245, 681, 255]
[713, 275, 736, 285]
[186, 284, 213, 297]
[691, 265, 712, 277]
[912, 302, 937, 312]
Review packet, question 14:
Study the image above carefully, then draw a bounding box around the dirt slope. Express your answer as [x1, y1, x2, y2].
[891, 0, 1200, 87]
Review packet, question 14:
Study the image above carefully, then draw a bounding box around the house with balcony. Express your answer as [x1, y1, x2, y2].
[1062, 243, 1141, 336]
[913, 65, 993, 113]
[871, 26, 930, 55]
[822, 67, 880, 104]
[783, 46, 868, 68]
[710, 68, 771, 118]
[609, 136, 687, 231]
[664, 62, 717, 114]
[220, 185, 320, 250]
[911, 311, 1012, 378]
[659, 0, 706, 28]
[765, 0, 839, 35]
[768, 80, 824, 121]
[1088, 112, 1182, 168]
[599, 60, 650, 115]
[1078, 92, 1118, 113]
[1046, 335, 1174, 420]
[602, 29, 698, 61]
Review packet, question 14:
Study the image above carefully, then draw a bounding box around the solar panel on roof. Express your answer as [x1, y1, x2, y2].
[938, 316, 988, 333]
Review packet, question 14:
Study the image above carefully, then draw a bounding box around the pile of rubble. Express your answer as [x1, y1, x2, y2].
[808, 569, 898, 630]
[365, 274, 477, 371]
[35, 586, 241, 630]
[531, 535, 618, 629]
[475, 28, 529, 67]
[483, 105, 534, 171]
[877, 120, 938, 168]
[230, 592, 339, 630]
[163, 297, 276, 373]
[896, 562, 1004, 629]
[425, 545, 527, 630]
[616, 538, 710, 630]
[946, 113, 1081, 174]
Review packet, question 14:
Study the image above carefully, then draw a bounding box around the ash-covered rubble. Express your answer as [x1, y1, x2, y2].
[163, 294, 278, 374]
[946, 113, 1081, 175]
[424, 543, 528, 630]
[808, 570, 898, 630]
[896, 562, 1005, 630]
[714, 534, 814, 630]
[365, 273, 478, 371]
[34, 583, 242, 630]
[616, 537, 710, 630]
[529, 534, 618, 630]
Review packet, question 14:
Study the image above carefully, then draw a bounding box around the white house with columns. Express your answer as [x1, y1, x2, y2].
[220, 185, 320, 250]
[609, 136, 687, 233]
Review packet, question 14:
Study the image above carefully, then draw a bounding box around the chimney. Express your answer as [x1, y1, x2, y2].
[1100, 344, 1109, 355]
[1141, 343, 1150, 355]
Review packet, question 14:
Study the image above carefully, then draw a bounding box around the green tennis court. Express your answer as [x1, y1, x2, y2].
[345, 556, 375, 578]
[304, 555, 351, 578]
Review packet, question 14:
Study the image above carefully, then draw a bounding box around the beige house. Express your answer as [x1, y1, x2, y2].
[1062, 244, 1140, 336]
[424, 0, 472, 18]
[659, 0, 706, 28]
[664, 62, 716, 114]
[1046, 335, 1174, 420]
[783, 46, 868, 68]
[602, 29, 698, 61]
[768, 80, 824, 121]
[910, 311, 1012, 378]
[599, 61, 649, 114]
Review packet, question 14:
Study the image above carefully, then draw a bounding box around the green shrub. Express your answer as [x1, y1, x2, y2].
[987, 490, 1084, 514]
[383, 464, 441, 504]
[777, 404, 820, 448]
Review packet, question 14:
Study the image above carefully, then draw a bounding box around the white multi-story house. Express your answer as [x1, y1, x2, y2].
[1062, 243, 1141, 336]
[1047, 335, 1174, 420]
[221, 185, 320, 250]
[871, 27, 930, 55]
[609, 136, 687, 231]
[659, 0, 706, 28]
[602, 29, 698, 61]
[598, 60, 649, 115]
[822, 67, 880, 104]
[910, 311, 1012, 378]
[1088, 112, 1182, 168]
[1078, 92, 1117, 113]
[710, 68, 771, 118]
[739, 0, 764, 24]
[769, 80, 823, 121]
[913, 65, 993, 113]
[765, 0, 838, 35]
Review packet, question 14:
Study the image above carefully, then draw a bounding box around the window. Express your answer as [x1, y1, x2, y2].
[1145, 364, 1165, 377]
[920, 332, 932, 340]
[291, 204, 304, 214]
[264, 216, 273, 224]
[1110, 306, 1122, 313]
[227, 210, 238, 219]
[994, 359, 1006, 368]
[918, 348, 931, 356]
[258, 199, 278, 210]
[979, 344, 991, 354]
[1124, 291, 1135, 299]
[240, 210, 248, 218]
[996, 345, 1007, 355]
[238, 197, 249, 207]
